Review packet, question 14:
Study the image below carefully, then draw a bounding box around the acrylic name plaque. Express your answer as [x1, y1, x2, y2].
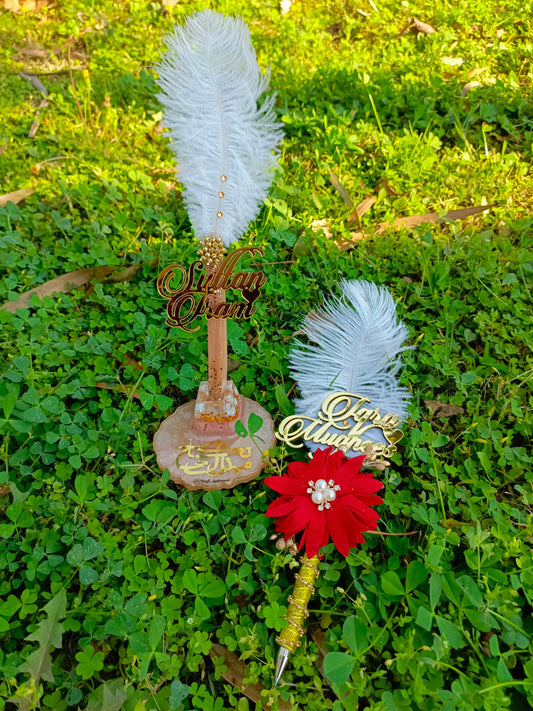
[157, 246, 266, 331]
[276, 392, 403, 457]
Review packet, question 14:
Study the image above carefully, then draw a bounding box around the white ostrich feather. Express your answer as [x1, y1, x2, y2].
[157, 10, 283, 247]
[290, 280, 412, 457]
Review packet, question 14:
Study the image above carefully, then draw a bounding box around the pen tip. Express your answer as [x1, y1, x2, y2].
[274, 646, 290, 687]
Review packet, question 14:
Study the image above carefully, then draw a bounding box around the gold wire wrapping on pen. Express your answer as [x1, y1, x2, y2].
[276, 554, 320, 653]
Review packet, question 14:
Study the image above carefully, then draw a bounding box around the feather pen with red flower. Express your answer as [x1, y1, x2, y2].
[265, 447, 383, 559]
[265, 280, 411, 685]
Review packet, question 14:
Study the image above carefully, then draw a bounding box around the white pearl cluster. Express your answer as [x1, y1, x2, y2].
[307, 478, 341, 511]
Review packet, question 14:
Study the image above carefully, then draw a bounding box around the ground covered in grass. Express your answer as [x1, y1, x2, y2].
[1, 0, 533, 709]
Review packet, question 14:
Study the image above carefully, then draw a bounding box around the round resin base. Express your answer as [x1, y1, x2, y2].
[153, 398, 275, 490]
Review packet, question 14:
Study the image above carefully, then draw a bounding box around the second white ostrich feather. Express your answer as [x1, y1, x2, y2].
[290, 280, 411, 456]
[157, 10, 283, 246]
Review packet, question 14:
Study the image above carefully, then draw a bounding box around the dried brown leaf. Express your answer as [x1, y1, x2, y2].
[208, 644, 294, 710]
[3, 0, 48, 12]
[348, 196, 376, 224]
[468, 67, 490, 78]
[1, 264, 143, 313]
[0, 188, 35, 207]
[425, 400, 465, 417]
[375, 204, 492, 234]
[334, 205, 492, 252]
[227, 358, 242, 373]
[2, 267, 112, 312]
[462, 81, 482, 96]
[412, 17, 437, 34]
[334, 233, 368, 251]
[101, 264, 143, 284]
[14, 46, 50, 58]
[328, 170, 353, 208]
[325, 21, 343, 39]
[399, 17, 437, 36]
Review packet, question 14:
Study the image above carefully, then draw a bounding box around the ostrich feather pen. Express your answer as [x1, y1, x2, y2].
[290, 279, 412, 456]
[267, 280, 412, 685]
[157, 10, 283, 246]
[152, 11, 282, 487]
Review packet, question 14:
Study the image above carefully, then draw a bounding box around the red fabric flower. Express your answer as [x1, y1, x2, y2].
[264, 447, 384, 559]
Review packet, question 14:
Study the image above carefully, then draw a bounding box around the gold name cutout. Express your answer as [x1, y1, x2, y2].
[157, 247, 266, 332]
[276, 392, 403, 457]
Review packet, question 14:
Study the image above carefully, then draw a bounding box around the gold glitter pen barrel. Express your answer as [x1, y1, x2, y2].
[274, 554, 320, 686]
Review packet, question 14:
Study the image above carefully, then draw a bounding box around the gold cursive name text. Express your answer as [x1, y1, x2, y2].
[157, 247, 266, 331]
[276, 392, 403, 457]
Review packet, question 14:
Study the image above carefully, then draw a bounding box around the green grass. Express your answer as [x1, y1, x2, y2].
[0, 0, 532, 709]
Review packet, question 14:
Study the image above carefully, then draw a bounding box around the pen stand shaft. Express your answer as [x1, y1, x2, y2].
[206, 262, 227, 401]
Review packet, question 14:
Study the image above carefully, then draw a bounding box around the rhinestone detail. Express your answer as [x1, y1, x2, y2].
[306, 478, 341, 511]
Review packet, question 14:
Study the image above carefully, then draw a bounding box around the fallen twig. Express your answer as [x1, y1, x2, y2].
[28, 97, 48, 138]
[19, 72, 49, 138]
